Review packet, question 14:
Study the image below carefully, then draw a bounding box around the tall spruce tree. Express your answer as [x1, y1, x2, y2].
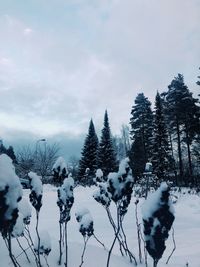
[128, 134, 146, 180]
[151, 92, 172, 180]
[78, 119, 99, 185]
[129, 93, 153, 177]
[166, 74, 200, 183]
[97, 110, 117, 177]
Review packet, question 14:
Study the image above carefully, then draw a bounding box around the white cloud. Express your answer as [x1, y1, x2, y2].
[0, 0, 199, 142]
[23, 28, 33, 35]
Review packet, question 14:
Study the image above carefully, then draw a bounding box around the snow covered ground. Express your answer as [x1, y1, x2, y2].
[1, 185, 200, 267]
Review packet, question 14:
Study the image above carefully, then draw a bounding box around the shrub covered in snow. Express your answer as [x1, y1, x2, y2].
[142, 182, 175, 267]
[94, 169, 104, 184]
[107, 158, 134, 215]
[28, 171, 43, 267]
[0, 154, 23, 238]
[75, 208, 94, 238]
[57, 177, 74, 223]
[57, 175, 74, 266]
[52, 156, 68, 185]
[28, 171, 43, 212]
[93, 158, 136, 266]
[75, 208, 94, 267]
[93, 182, 111, 208]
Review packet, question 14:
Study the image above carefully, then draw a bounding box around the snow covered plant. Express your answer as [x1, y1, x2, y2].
[142, 182, 175, 267]
[18, 197, 32, 225]
[94, 169, 104, 184]
[28, 171, 43, 267]
[93, 158, 137, 267]
[75, 208, 94, 267]
[34, 231, 51, 267]
[0, 154, 23, 267]
[52, 156, 68, 186]
[57, 176, 74, 266]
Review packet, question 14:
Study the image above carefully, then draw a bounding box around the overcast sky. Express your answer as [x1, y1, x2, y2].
[0, 0, 199, 156]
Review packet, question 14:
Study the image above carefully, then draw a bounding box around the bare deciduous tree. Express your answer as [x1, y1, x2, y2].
[16, 143, 60, 182]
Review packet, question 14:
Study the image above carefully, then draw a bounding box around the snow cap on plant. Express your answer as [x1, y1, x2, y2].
[93, 182, 111, 208]
[12, 212, 25, 238]
[107, 157, 134, 204]
[0, 154, 23, 238]
[142, 182, 175, 266]
[75, 208, 94, 238]
[53, 156, 68, 178]
[18, 198, 32, 225]
[94, 169, 104, 183]
[34, 231, 51, 256]
[28, 172, 43, 212]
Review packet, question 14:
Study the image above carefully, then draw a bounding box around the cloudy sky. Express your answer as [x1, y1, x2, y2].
[0, 0, 199, 157]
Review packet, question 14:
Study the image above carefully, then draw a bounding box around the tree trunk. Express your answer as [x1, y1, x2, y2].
[176, 119, 183, 182]
[185, 122, 193, 181]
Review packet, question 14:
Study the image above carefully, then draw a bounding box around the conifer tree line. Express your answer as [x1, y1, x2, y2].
[129, 73, 200, 186]
[78, 110, 118, 185]
[78, 73, 200, 187]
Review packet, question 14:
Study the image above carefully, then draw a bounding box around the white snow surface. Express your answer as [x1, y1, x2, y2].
[0, 184, 200, 267]
[28, 171, 43, 197]
[0, 154, 23, 220]
[52, 156, 68, 176]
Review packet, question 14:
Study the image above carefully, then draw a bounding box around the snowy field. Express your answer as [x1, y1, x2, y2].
[1, 185, 200, 267]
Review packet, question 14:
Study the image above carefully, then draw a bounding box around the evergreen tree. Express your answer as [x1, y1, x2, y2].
[78, 119, 99, 185]
[129, 93, 153, 176]
[166, 74, 200, 183]
[97, 110, 117, 177]
[128, 134, 146, 180]
[151, 92, 172, 180]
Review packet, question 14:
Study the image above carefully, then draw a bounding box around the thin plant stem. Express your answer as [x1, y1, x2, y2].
[153, 259, 158, 267]
[166, 227, 176, 264]
[106, 207, 125, 256]
[23, 233, 39, 267]
[16, 238, 31, 263]
[140, 230, 148, 267]
[44, 254, 50, 267]
[135, 201, 142, 263]
[35, 211, 42, 267]
[15, 246, 30, 259]
[79, 237, 89, 267]
[106, 208, 120, 267]
[93, 234, 107, 250]
[64, 222, 68, 267]
[119, 216, 137, 265]
[58, 220, 63, 265]
[7, 234, 21, 267]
